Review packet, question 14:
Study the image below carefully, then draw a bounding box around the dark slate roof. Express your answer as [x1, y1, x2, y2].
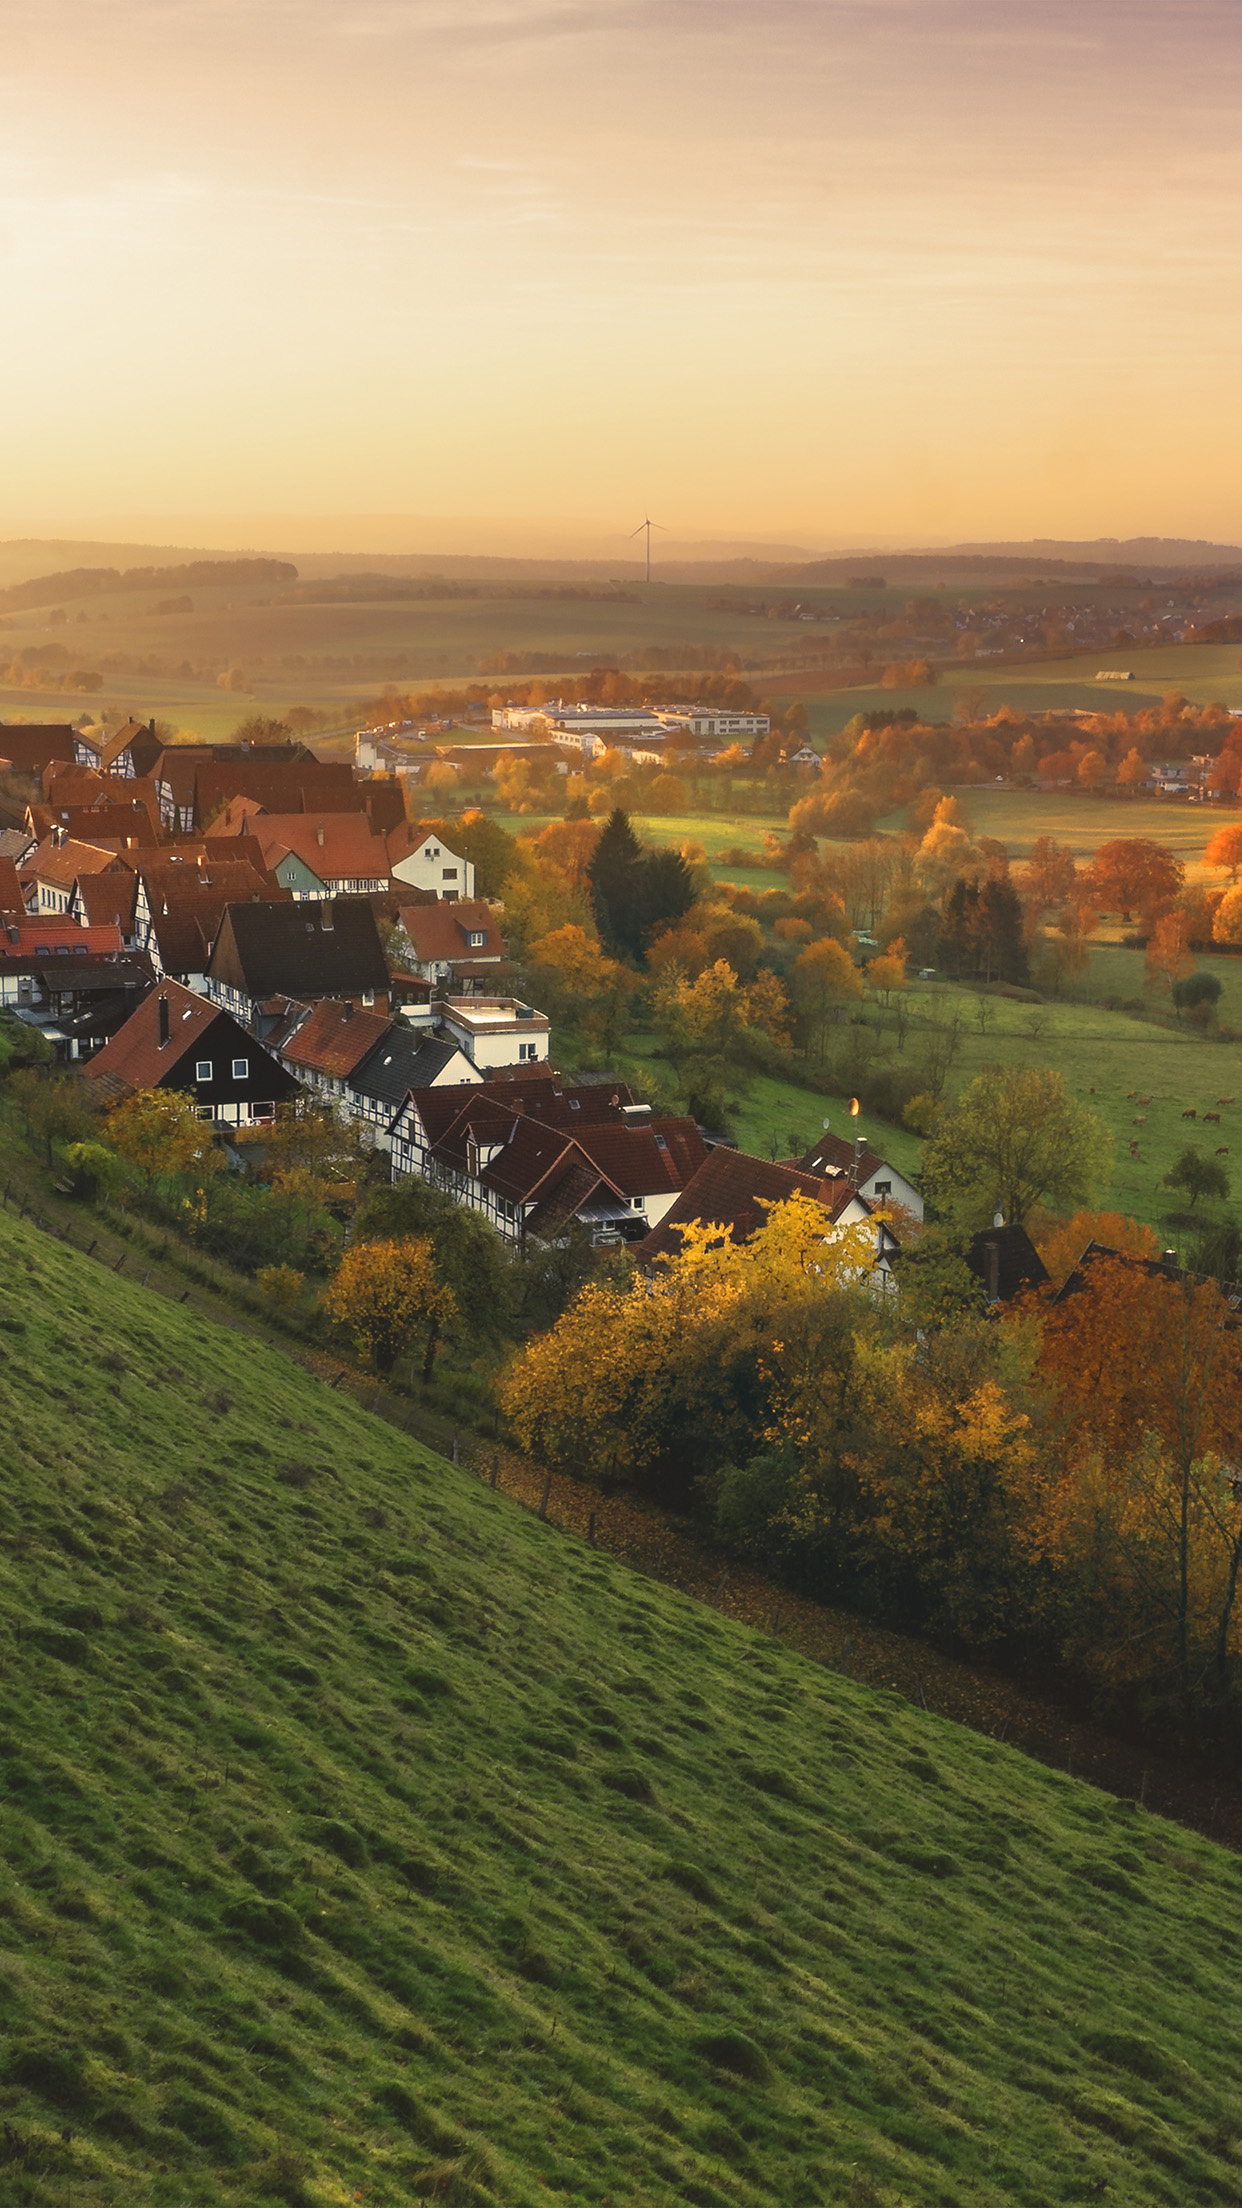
[348, 1031, 461, 1108]
[965, 1223, 1050, 1304]
[210, 899, 389, 1000]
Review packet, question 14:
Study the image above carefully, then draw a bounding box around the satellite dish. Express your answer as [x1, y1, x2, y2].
[821, 1116, 832, 1129]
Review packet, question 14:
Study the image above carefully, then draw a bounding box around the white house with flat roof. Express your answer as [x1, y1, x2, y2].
[434, 995, 549, 1069]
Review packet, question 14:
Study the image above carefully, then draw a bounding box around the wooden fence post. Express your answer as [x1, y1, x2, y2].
[587, 1511, 595, 1548]
[538, 1474, 551, 1522]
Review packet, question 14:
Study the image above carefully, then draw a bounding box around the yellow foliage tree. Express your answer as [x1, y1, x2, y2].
[323, 1236, 456, 1378]
[106, 1088, 222, 1202]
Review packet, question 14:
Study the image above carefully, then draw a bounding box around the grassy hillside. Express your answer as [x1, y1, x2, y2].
[5, 1218, 1242, 2205]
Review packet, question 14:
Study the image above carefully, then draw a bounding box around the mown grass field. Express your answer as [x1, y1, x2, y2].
[786, 639, 1242, 739]
[898, 789, 1239, 877]
[5, 1202, 1242, 2207]
[888, 962, 1242, 1237]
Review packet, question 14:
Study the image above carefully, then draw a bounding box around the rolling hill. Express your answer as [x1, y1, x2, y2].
[2, 1201, 1242, 2207]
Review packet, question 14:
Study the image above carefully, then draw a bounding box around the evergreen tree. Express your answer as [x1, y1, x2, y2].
[938, 877, 978, 978]
[636, 846, 697, 947]
[976, 877, 1028, 984]
[587, 808, 642, 953]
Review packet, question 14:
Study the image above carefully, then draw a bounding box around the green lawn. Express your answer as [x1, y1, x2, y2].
[894, 788, 1239, 877]
[783, 639, 1242, 739]
[5, 1200, 1242, 2205]
[886, 965, 1242, 1238]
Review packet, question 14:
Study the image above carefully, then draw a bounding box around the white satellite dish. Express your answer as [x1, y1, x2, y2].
[822, 1116, 832, 1129]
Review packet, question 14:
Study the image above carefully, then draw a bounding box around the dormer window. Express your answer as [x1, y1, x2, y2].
[467, 930, 485, 948]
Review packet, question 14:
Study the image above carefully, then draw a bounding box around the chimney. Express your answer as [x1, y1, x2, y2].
[157, 994, 170, 1047]
[341, 1002, 354, 1022]
[984, 1238, 1000, 1304]
[320, 905, 334, 931]
[316, 823, 325, 846]
[849, 1134, 866, 1187]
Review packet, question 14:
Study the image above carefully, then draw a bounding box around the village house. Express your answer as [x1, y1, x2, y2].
[226, 812, 393, 900]
[3, 951, 153, 1060]
[21, 836, 127, 916]
[433, 994, 549, 1069]
[72, 717, 161, 780]
[392, 899, 505, 990]
[393, 1079, 706, 1245]
[203, 898, 392, 1030]
[276, 997, 479, 1147]
[86, 978, 299, 1124]
[639, 1145, 898, 1274]
[797, 1131, 924, 1222]
[0, 724, 77, 775]
[387, 824, 476, 901]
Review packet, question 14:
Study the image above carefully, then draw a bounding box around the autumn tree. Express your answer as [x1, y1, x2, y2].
[654, 959, 790, 1065]
[1204, 825, 1242, 882]
[1212, 883, 1242, 946]
[1035, 1208, 1159, 1290]
[788, 936, 863, 1059]
[1083, 837, 1184, 925]
[106, 1088, 221, 1196]
[323, 1236, 456, 1377]
[1145, 910, 1194, 994]
[1116, 746, 1148, 796]
[1032, 1258, 1242, 1708]
[1016, 836, 1077, 921]
[6, 1067, 95, 1168]
[921, 1067, 1111, 1231]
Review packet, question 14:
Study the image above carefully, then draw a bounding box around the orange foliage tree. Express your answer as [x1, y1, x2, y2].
[1204, 822, 1242, 882]
[1030, 1257, 1242, 1708]
[1034, 1209, 1160, 1290]
[1083, 837, 1184, 925]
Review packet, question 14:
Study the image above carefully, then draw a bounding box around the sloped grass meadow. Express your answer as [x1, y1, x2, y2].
[3, 1208, 1242, 2207]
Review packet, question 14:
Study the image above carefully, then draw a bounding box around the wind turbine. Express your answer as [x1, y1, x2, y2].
[629, 514, 666, 585]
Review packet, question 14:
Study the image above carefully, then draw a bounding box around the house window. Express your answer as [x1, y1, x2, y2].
[232, 1057, 248, 1079]
[195, 1060, 212, 1082]
[442, 867, 457, 880]
[196, 1105, 214, 1122]
[874, 1180, 892, 1197]
[467, 930, 485, 948]
[362, 990, 375, 1007]
[518, 1042, 537, 1061]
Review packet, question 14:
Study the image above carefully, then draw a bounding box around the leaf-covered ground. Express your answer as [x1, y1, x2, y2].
[2, 1201, 1242, 2207]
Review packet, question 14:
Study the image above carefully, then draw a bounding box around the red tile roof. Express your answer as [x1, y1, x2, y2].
[397, 899, 503, 965]
[638, 1147, 865, 1263]
[21, 836, 125, 890]
[85, 978, 219, 1096]
[280, 999, 392, 1079]
[73, 873, 140, 931]
[0, 857, 25, 918]
[242, 813, 393, 884]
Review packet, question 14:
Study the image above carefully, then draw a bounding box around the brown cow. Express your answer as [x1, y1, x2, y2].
[1204, 1112, 1221, 1125]
[1132, 1116, 1147, 1126]
[1219, 1097, 1236, 1107]
[1137, 1094, 1152, 1105]
[1217, 1146, 1230, 1157]
[1182, 1108, 1197, 1120]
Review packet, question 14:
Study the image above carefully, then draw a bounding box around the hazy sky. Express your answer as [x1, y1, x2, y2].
[5, 0, 1242, 549]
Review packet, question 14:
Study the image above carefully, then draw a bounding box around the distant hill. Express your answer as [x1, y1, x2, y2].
[0, 558, 297, 614]
[2, 1197, 1242, 2204]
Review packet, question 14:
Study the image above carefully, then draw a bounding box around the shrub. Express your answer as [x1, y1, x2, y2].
[256, 1263, 304, 1309]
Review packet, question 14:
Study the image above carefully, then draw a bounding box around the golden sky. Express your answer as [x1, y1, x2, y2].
[5, 1, 1242, 550]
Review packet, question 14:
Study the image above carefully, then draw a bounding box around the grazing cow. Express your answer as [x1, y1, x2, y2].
[1127, 1090, 1138, 1101]
[1204, 1112, 1221, 1125]
[1217, 1146, 1230, 1158]
[1137, 1095, 1152, 1105]
[1182, 1108, 1197, 1120]
[1219, 1097, 1236, 1107]
[1132, 1116, 1147, 1126]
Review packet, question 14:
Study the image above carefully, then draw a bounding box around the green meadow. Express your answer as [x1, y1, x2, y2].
[5, 1202, 1242, 2205]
